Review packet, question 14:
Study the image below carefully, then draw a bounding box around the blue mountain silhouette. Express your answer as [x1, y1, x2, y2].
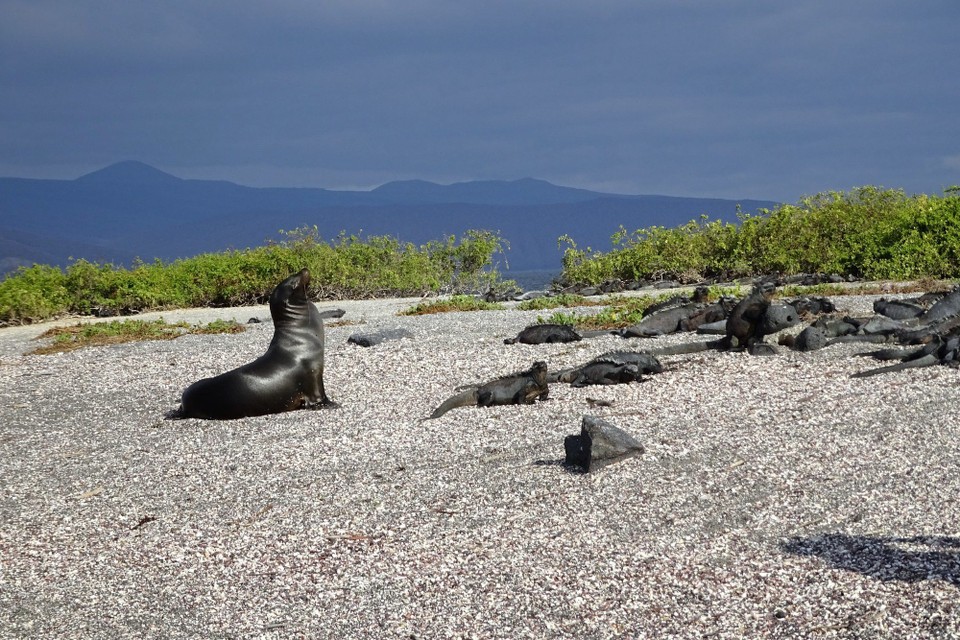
[0, 162, 779, 276]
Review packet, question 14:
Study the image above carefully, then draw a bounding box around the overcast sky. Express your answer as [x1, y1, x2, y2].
[2, 1, 958, 201]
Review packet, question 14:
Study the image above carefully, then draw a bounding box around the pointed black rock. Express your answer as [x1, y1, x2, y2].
[563, 415, 645, 472]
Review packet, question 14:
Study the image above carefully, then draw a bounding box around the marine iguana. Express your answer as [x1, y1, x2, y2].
[504, 323, 582, 345]
[425, 361, 550, 420]
[918, 286, 960, 325]
[896, 314, 960, 345]
[347, 328, 414, 347]
[851, 333, 960, 378]
[549, 351, 663, 387]
[647, 281, 787, 356]
[642, 286, 710, 316]
[781, 313, 866, 352]
[679, 296, 738, 332]
[725, 280, 779, 350]
[786, 296, 836, 317]
[873, 298, 925, 320]
[616, 286, 714, 338]
[616, 302, 706, 338]
[828, 288, 960, 347]
[886, 288, 960, 344]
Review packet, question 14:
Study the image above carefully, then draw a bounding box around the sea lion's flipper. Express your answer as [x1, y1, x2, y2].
[306, 398, 339, 410]
[426, 388, 479, 420]
[851, 353, 939, 378]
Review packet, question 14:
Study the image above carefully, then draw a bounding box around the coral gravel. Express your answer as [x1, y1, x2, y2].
[0, 293, 958, 638]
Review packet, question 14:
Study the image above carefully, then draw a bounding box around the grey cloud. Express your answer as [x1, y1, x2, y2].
[1, 0, 958, 200]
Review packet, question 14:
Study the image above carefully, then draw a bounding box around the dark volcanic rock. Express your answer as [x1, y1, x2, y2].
[348, 328, 414, 347]
[563, 415, 645, 472]
[759, 303, 800, 335]
[792, 326, 829, 352]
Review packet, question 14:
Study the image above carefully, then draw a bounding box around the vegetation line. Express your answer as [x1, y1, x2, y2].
[2, 185, 958, 327]
[0, 228, 509, 326]
[557, 186, 960, 286]
[30, 318, 245, 355]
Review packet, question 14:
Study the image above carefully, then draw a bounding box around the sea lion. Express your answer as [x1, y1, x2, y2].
[178, 268, 335, 419]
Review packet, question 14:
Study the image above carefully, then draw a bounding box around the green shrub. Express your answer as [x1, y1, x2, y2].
[401, 295, 505, 315]
[30, 318, 245, 354]
[0, 264, 70, 324]
[559, 187, 960, 285]
[0, 228, 509, 325]
[515, 293, 595, 311]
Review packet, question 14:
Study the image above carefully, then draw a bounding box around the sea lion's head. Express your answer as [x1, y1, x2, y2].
[270, 268, 311, 321]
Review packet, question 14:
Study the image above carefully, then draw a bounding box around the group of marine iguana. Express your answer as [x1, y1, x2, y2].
[426, 279, 960, 419]
[171, 269, 957, 469]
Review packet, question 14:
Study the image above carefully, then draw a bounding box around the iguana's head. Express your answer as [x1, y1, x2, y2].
[530, 360, 548, 382]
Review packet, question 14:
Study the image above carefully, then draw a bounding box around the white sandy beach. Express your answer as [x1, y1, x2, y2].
[1, 292, 958, 638]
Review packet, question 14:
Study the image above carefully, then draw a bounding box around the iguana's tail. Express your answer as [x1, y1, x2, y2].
[425, 388, 479, 420]
[645, 339, 724, 357]
[855, 345, 927, 361]
[827, 334, 894, 346]
[851, 353, 939, 378]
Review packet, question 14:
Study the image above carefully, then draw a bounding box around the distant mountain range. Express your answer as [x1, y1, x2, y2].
[0, 161, 780, 276]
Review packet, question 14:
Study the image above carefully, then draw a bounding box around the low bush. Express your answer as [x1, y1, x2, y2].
[559, 186, 960, 285]
[30, 318, 245, 354]
[401, 295, 504, 315]
[515, 293, 597, 311]
[0, 228, 508, 325]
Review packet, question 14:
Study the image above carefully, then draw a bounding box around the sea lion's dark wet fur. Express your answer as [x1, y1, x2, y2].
[177, 268, 334, 420]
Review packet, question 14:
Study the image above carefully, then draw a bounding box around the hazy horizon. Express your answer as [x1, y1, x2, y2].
[2, 2, 958, 203]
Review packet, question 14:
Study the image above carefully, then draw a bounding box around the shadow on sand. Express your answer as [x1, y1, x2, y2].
[781, 533, 960, 587]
